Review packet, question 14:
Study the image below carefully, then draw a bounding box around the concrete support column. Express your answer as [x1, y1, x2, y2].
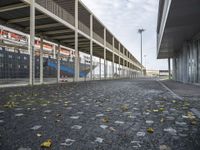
[90, 14, 93, 80]
[40, 36, 43, 84]
[119, 57, 121, 78]
[53, 45, 56, 59]
[29, 0, 35, 85]
[168, 57, 171, 79]
[122, 59, 125, 78]
[118, 43, 120, 75]
[104, 28, 107, 79]
[172, 58, 176, 80]
[193, 41, 198, 83]
[183, 43, 188, 83]
[57, 44, 60, 83]
[99, 58, 101, 80]
[112, 37, 115, 78]
[112, 53, 115, 78]
[104, 49, 107, 79]
[198, 40, 200, 83]
[74, 0, 79, 81]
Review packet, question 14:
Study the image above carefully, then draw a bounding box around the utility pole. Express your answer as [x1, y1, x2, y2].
[138, 28, 145, 75]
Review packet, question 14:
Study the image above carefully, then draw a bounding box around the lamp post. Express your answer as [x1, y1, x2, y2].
[138, 28, 145, 75]
[144, 54, 147, 68]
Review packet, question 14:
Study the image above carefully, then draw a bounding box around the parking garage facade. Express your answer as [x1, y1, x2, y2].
[0, 0, 142, 86]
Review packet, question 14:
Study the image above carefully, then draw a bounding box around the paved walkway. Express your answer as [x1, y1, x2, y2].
[161, 80, 200, 98]
[0, 78, 200, 150]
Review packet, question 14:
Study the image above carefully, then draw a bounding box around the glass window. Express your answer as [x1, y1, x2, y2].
[9, 64, 12, 68]
[8, 55, 12, 58]
[24, 65, 27, 69]
[18, 65, 20, 68]
[0, 53, 4, 57]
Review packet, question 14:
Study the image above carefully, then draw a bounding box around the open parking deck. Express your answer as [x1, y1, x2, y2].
[0, 78, 200, 150]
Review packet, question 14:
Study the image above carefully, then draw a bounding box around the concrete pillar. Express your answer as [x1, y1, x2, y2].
[74, 0, 79, 81]
[99, 57, 101, 80]
[122, 59, 125, 78]
[40, 36, 43, 84]
[53, 45, 56, 59]
[57, 44, 60, 83]
[29, 0, 35, 85]
[104, 28, 107, 79]
[104, 49, 107, 79]
[182, 43, 188, 83]
[193, 41, 198, 83]
[90, 14, 93, 80]
[172, 57, 176, 81]
[112, 37, 115, 78]
[112, 53, 114, 78]
[198, 40, 200, 83]
[119, 57, 121, 78]
[168, 58, 171, 79]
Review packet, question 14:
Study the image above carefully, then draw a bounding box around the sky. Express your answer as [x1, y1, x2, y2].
[81, 0, 168, 70]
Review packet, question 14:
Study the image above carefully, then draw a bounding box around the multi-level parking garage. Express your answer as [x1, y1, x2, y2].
[157, 0, 200, 84]
[0, 0, 143, 86]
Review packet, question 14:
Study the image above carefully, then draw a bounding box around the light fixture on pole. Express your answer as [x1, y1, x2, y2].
[138, 28, 145, 75]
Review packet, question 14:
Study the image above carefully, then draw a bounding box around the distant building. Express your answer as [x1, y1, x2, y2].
[157, 0, 200, 83]
[146, 70, 159, 77]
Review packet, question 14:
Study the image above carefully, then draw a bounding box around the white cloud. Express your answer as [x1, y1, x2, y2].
[81, 0, 168, 70]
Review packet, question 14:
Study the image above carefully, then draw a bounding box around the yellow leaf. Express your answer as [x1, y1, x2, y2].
[101, 116, 109, 123]
[159, 108, 164, 112]
[40, 139, 52, 148]
[147, 128, 154, 133]
[121, 104, 129, 112]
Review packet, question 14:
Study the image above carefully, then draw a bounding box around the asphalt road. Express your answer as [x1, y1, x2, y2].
[0, 78, 200, 150]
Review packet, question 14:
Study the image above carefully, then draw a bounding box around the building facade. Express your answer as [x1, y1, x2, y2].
[157, 0, 200, 83]
[0, 0, 143, 85]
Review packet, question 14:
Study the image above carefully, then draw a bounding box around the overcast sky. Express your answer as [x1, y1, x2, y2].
[81, 0, 168, 70]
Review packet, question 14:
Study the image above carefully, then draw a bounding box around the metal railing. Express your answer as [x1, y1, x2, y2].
[106, 42, 112, 50]
[93, 32, 104, 44]
[114, 47, 118, 53]
[35, 0, 75, 26]
[78, 21, 90, 36]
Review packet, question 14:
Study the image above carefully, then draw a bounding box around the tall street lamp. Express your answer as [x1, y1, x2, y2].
[138, 28, 145, 75]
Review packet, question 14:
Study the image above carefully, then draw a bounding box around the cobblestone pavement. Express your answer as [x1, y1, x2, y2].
[0, 78, 200, 150]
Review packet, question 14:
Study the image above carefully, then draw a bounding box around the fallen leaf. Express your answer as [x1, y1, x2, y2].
[121, 104, 129, 112]
[101, 116, 109, 123]
[159, 108, 164, 112]
[4, 101, 16, 108]
[147, 128, 154, 133]
[40, 139, 52, 148]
